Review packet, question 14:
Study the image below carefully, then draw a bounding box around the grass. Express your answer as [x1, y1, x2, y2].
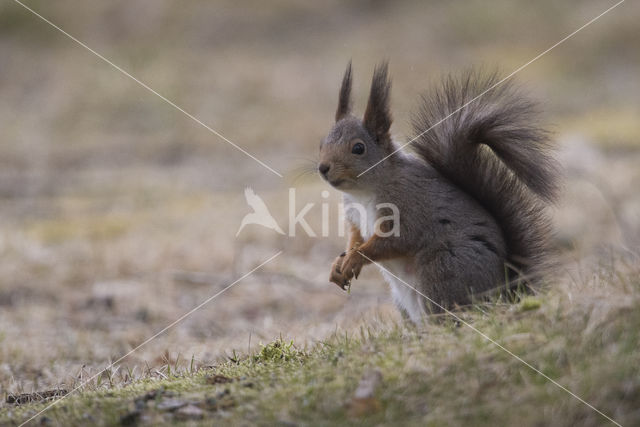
[3, 265, 639, 426]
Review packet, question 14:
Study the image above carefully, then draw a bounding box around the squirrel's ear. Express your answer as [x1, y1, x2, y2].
[335, 61, 353, 122]
[363, 62, 392, 146]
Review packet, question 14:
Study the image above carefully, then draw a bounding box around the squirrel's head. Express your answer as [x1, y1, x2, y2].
[318, 62, 394, 192]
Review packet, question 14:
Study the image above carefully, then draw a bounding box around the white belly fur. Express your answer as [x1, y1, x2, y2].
[379, 259, 425, 323]
[343, 192, 425, 323]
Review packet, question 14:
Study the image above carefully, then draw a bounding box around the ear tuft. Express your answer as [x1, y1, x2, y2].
[335, 61, 353, 122]
[363, 62, 392, 145]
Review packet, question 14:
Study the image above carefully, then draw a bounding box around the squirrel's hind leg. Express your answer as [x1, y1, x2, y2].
[415, 246, 503, 313]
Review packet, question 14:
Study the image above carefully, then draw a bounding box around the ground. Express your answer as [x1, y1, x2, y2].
[0, 0, 639, 425]
[3, 264, 640, 426]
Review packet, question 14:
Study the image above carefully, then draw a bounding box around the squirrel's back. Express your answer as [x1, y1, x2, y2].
[411, 70, 560, 284]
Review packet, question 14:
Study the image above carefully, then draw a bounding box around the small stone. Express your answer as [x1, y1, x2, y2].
[156, 398, 187, 412]
[348, 370, 383, 417]
[175, 404, 204, 420]
[353, 370, 382, 399]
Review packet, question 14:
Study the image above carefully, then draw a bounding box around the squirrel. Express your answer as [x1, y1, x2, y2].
[318, 62, 559, 323]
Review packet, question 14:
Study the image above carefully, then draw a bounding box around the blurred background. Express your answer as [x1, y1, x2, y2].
[0, 0, 638, 392]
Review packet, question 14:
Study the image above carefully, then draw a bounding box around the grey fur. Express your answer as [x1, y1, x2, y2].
[319, 64, 559, 319]
[363, 61, 392, 147]
[411, 70, 560, 283]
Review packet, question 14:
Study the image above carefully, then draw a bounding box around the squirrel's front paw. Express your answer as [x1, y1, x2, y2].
[340, 248, 364, 283]
[329, 252, 349, 290]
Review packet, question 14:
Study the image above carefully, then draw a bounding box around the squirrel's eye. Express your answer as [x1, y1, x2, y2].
[351, 142, 365, 155]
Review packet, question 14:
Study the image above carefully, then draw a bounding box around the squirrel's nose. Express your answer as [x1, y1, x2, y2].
[318, 163, 331, 176]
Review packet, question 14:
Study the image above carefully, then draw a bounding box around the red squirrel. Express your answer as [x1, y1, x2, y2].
[318, 62, 559, 322]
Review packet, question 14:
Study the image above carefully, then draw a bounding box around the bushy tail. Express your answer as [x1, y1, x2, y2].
[412, 70, 560, 282]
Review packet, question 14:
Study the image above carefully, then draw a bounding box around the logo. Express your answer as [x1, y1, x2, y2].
[236, 187, 400, 237]
[236, 188, 285, 236]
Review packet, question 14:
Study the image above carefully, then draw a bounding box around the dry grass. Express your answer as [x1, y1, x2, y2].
[2, 261, 639, 426]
